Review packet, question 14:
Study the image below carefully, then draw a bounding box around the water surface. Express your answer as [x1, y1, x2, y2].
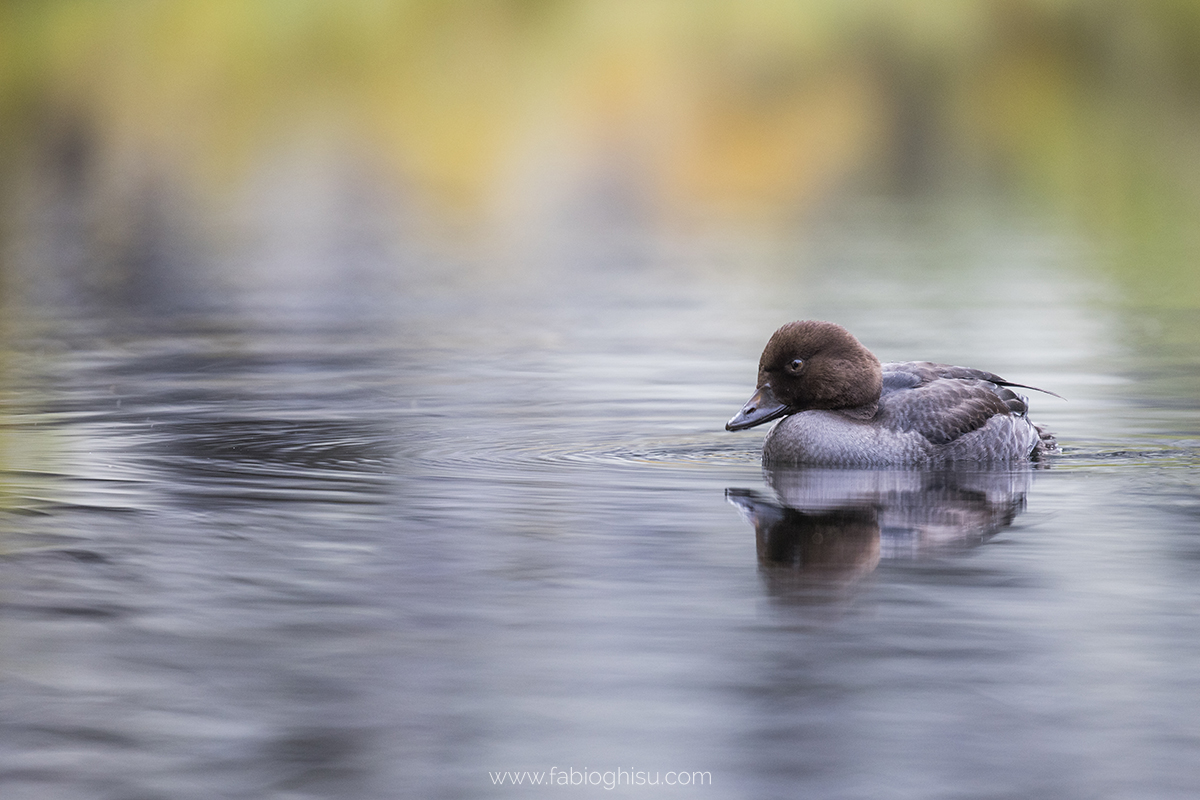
[2, 211, 1199, 799]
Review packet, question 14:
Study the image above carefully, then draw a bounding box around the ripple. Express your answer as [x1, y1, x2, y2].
[399, 434, 1200, 476]
[401, 433, 761, 476]
[148, 419, 395, 472]
[403, 434, 1200, 477]
[1053, 441, 1200, 469]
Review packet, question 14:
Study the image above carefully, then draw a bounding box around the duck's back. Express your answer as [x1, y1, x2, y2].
[763, 361, 1056, 466]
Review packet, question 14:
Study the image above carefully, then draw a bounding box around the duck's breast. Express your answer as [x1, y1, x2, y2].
[762, 410, 934, 466]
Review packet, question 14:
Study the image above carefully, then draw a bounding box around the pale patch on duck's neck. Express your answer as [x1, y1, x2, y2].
[835, 402, 879, 421]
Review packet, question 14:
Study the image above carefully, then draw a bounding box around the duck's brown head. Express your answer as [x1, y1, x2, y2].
[726, 321, 883, 431]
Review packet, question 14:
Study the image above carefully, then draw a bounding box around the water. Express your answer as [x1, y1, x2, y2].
[2, 208, 1199, 799]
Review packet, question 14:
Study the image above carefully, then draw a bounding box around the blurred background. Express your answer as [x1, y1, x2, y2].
[2, 0, 1200, 313]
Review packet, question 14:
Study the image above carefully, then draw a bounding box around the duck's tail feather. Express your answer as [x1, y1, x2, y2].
[998, 381, 1065, 401]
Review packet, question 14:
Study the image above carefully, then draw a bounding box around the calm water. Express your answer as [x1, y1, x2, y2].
[2, 209, 1199, 799]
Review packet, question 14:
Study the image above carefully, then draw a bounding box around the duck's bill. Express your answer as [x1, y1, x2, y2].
[726, 385, 790, 431]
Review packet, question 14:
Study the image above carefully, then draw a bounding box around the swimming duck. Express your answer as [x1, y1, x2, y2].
[726, 321, 1058, 466]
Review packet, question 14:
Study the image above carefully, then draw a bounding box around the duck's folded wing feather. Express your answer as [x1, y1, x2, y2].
[880, 362, 1030, 446]
[884, 361, 1059, 399]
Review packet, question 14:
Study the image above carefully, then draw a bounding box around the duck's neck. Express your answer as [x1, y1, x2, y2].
[836, 401, 879, 421]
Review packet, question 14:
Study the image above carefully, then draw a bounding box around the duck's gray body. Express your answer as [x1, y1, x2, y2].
[763, 361, 1054, 466]
[726, 322, 1059, 467]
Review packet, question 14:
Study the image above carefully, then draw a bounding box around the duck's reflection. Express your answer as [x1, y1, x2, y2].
[727, 467, 1033, 599]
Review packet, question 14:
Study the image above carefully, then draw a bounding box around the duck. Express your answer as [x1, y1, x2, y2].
[726, 321, 1059, 466]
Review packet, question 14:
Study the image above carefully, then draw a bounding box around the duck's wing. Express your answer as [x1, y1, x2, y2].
[878, 362, 1032, 446]
[883, 361, 1061, 398]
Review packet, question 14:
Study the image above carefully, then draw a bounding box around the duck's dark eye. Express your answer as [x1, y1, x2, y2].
[789, 358, 803, 371]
